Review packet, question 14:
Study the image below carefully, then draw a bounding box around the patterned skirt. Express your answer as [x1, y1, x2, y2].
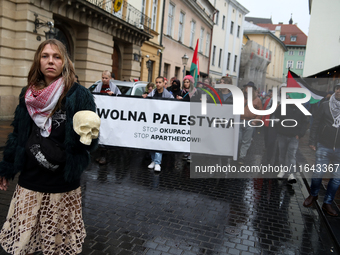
[0, 185, 86, 255]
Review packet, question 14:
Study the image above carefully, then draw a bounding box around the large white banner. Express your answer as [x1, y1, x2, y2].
[94, 94, 240, 158]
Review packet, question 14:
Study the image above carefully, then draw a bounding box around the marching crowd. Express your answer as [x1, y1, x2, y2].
[93, 70, 340, 218]
[0, 38, 340, 255]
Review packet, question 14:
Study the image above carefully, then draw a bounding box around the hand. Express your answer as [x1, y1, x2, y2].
[309, 145, 316, 151]
[176, 95, 183, 100]
[107, 91, 114, 96]
[142, 94, 147, 98]
[0, 177, 9, 191]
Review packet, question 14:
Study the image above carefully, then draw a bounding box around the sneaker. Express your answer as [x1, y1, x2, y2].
[238, 158, 244, 165]
[187, 155, 191, 163]
[277, 172, 285, 179]
[154, 164, 161, 171]
[287, 174, 297, 184]
[148, 162, 155, 169]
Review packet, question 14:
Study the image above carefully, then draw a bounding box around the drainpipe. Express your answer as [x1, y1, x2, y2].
[158, 0, 166, 76]
[207, 10, 218, 75]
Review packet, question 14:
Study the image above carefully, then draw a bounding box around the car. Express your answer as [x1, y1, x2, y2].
[88, 80, 149, 96]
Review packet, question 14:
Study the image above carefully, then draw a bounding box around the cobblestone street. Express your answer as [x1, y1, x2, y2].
[0, 125, 338, 255]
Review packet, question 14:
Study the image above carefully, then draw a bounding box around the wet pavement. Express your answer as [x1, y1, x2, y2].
[0, 120, 339, 255]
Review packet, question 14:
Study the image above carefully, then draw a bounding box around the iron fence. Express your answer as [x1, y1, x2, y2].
[87, 0, 152, 34]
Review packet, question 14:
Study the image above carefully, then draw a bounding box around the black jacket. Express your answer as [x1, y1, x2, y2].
[0, 83, 98, 182]
[309, 100, 340, 149]
[274, 104, 307, 138]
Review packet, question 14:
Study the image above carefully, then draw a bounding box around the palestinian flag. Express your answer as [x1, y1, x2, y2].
[287, 70, 326, 104]
[190, 39, 200, 86]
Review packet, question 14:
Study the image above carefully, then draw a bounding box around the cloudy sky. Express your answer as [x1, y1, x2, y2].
[236, 0, 311, 35]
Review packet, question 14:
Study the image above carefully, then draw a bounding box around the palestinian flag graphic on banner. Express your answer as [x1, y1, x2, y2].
[287, 70, 326, 104]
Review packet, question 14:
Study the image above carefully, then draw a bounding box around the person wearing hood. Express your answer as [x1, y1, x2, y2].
[171, 79, 182, 98]
[303, 83, 340, 216]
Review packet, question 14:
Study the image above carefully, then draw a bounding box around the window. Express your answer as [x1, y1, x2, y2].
[297, 61, 303, 69]
[178, 12, 185, 42]
[199, 28, 204, 53]
[287, 60, 293, 68]
[163, 63, 170, 78]
[227, 52, 231, 70]
[151, 0, 158, 30]
[288, 51, 294, 56]
[205, 33, 210, 56]
[218, 49, 222, 68]
[237, 25, 240, 37]
[233, 55, 237, 72]
[280, 35, 285, 41]
[167, 3, 175, 36]
[212, 46, 216, 66]
[215, 11, 219, 25]
[141, 0, 146, 24]
[299, 50, 304, 56]
[175, 66, 180, 77]
[222, 15, 225, 30]
[230, 21, 234, 34]
[190, 21, 196, 48]
[291, 36, 297, 42]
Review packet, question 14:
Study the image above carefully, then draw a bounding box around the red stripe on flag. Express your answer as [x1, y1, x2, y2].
[287, 71, 302, 88]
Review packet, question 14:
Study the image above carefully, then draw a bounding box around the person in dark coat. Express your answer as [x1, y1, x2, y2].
[303, 84, 340, 216]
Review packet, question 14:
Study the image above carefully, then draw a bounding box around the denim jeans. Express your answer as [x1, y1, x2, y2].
[277, 134, 299, 172]
[150, 152, 162, 165]
[310, 143, 340, 204]
[238, 122, 253, 159]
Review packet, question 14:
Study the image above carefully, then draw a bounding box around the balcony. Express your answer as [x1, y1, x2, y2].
[87, 0, 152, 34]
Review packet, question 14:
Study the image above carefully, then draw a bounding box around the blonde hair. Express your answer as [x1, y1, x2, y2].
[102, 70, 111, 77]
[26, 39, 75, 114]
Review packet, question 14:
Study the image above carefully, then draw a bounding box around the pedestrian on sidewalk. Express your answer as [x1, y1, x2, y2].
[0, 39, 98, 254]
[147, 76, 174, 171]
[275, 94, 308, 184]
[303, 84, 340, 216]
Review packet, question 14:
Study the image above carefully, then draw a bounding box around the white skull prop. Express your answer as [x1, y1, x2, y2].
[73, 110, 101, 145]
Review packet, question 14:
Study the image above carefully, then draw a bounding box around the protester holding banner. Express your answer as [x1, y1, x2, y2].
[0, 39, 98, 254]
[92, 70, 121, 95]
[147, 76, 174, 171]
[142, 82, 156, 98]
[176, 75, 201, 102]
[303, 84, 340, 216]
[238, 81, 263, 165]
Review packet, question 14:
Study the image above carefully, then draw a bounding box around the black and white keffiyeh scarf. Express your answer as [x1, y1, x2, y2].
[329, 94, 340, 128]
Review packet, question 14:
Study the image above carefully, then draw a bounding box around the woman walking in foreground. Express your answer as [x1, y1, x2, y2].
[0, 39, 98, 254]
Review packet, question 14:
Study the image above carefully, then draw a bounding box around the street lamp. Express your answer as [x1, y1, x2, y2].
[33, 14, 56, 41]
[146, 59, 152, 70]
[182, 53, 189, 79]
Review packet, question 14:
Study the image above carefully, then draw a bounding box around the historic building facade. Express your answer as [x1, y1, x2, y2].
[160, 0, 215, 82]
[208, 0, 248, 85]
[0, 0, 153, 118]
